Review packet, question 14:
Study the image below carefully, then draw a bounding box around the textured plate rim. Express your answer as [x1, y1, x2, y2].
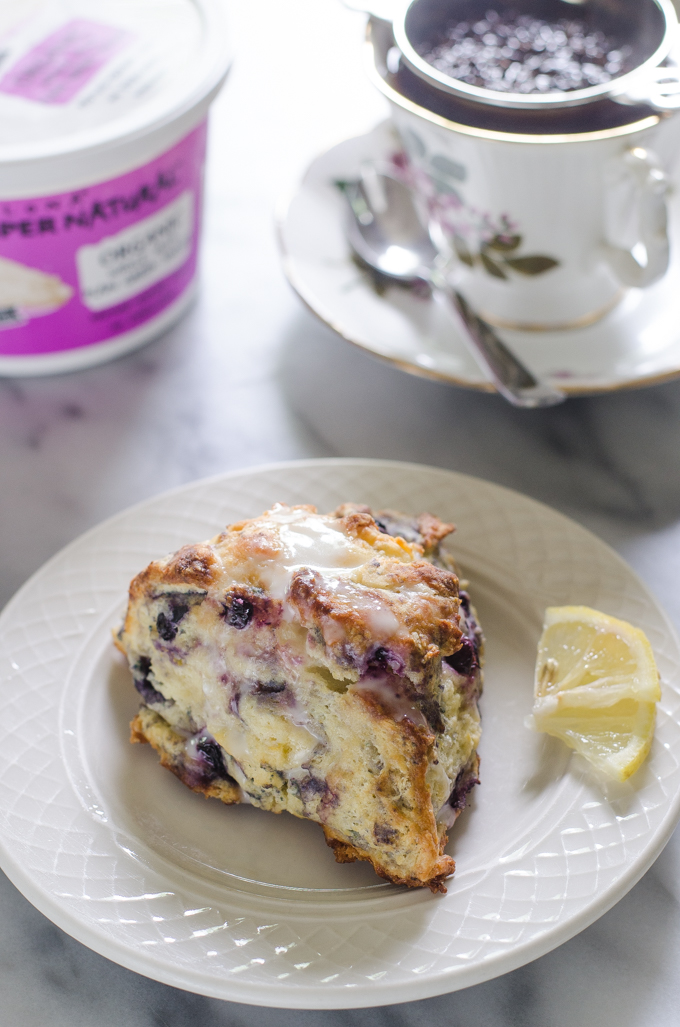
[0, 457, 679, 1008]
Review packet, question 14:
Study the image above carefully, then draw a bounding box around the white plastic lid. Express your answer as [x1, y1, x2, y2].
[0, 0, 231, 164]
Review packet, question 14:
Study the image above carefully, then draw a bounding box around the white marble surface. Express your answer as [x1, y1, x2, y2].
[3, 1, 680, 1022]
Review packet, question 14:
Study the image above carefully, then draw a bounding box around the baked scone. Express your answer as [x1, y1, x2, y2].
[116, 503, 483, 892]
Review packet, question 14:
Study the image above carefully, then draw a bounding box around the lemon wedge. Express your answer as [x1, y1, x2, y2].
[527, 605, 661, 782]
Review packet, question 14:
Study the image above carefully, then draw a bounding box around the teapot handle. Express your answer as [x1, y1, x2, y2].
[604, 147, 670, 289]
[615, 65, 680, 112]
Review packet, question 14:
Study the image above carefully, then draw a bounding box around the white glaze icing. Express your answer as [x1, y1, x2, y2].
[350, 674, 428, 729]
[184, 734, 205, 765]
[257, 506, 373, 600]
[249, 507, 406, 647]
[324, 576, 401, 638]
[436, 801, 459, 829]
[285, 700, 327, 745]
[213, 719, 250, 761]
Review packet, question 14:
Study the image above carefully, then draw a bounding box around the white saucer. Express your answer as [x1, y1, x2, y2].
[278, 121, 680, 396]
[1, 459, 680, 1008]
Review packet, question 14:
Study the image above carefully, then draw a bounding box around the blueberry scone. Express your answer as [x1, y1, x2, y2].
[116, 503, 483, 892]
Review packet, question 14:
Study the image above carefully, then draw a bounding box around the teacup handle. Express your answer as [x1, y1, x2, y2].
[604, 147, 670, 289]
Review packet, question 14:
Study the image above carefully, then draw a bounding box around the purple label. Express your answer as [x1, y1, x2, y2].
[0, 121, 206, 356]
[0, 19, 132, 105]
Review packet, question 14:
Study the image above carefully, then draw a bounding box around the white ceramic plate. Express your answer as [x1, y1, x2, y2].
[278, 122, 680, 395]
[1, 459, 680, 1008]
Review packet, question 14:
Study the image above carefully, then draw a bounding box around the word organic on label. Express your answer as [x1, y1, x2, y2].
[0, 122, 206, 357]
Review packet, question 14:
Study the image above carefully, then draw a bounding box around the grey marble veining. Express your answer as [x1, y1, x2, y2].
[3, 842, 680, 1026]
[3, 1, 680, 1024]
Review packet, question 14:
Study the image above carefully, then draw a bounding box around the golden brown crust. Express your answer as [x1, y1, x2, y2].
[159, 543, 219, 587]
[289, 562, 462, 676]
[130, 708, 242, 804]
[322, 828, 455, 893]
[128, 543, 217, 601]
[333, 502, 371, 519]
[125, 504, 463, 679]
[354, 554, 459, 599]
[133, 706, 456, 891]
[416, 512, 456, 553]
[334, 504, 455, 558]
[130, 706, 455, 891]
[118, 503, 481, 893]
[336, 509, 375, 538]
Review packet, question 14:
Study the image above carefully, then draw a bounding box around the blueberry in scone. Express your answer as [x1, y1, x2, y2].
[116, 503, 483, 892]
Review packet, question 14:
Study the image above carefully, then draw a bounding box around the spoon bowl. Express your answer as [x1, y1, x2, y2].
[342, 169, 567, 407]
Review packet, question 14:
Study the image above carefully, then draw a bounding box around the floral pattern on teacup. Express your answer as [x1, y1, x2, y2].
[394, 128, 559, 280]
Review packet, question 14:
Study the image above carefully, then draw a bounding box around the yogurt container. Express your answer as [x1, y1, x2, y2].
[0, 0, 231, 375]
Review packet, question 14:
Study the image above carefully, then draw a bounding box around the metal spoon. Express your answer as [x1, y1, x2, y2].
[341, 169, 566, 407]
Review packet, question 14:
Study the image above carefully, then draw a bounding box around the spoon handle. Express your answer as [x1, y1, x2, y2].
[444, 289, 566, 408]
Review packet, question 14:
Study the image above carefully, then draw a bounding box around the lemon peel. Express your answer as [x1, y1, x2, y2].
[527, 605, 660, 782]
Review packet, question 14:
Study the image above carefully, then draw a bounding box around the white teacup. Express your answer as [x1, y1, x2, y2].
[368, 15, 680, 330]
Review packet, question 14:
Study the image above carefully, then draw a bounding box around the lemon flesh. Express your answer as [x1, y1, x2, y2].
[529, 606, 661, 782]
